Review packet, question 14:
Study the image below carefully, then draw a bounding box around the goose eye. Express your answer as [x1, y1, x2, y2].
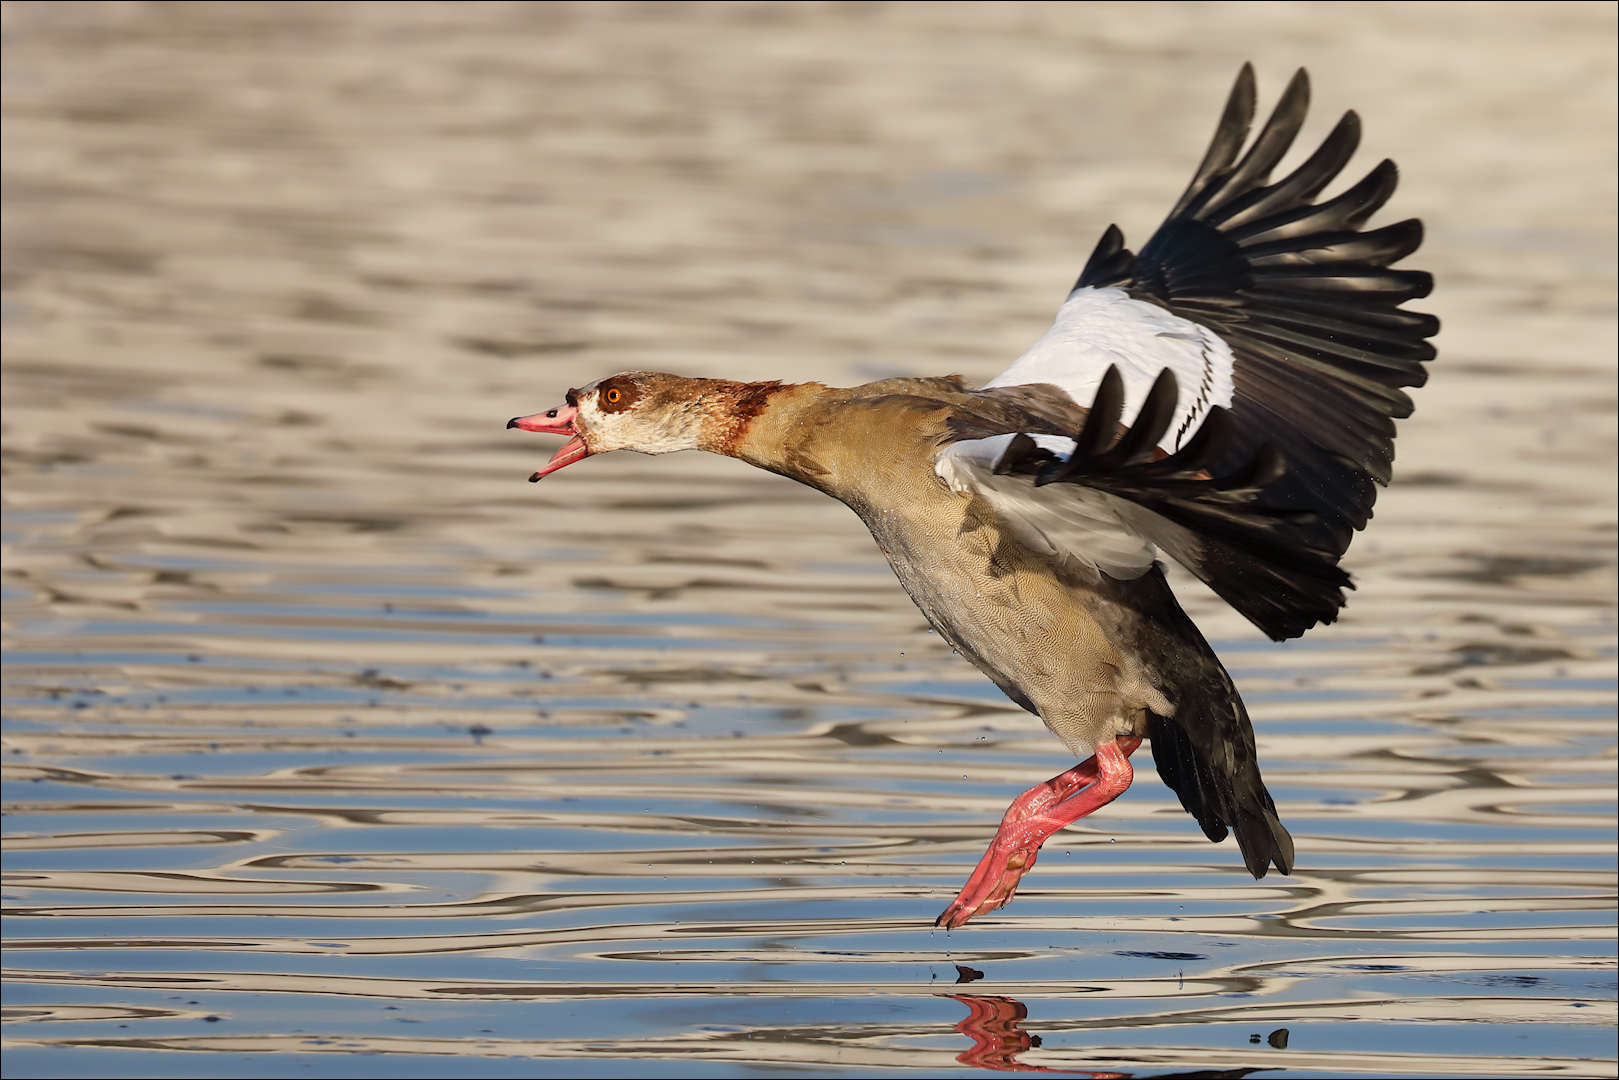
[604, 388, 622, 405]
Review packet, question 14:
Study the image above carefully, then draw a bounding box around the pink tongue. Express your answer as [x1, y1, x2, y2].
[530, 435, 589, 481]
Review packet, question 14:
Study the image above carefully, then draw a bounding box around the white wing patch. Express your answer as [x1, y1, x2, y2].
[931, 287, 1236, 578]
[984, 286, 1235, 451]
[936, 435, 1158, 580]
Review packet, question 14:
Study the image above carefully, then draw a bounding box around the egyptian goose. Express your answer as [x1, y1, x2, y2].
[509, 66, 1436, 929]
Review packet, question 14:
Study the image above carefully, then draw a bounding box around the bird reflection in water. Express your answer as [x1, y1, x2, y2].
[946, 976, 1260, 1078]
[948, 992, 1117, 1075]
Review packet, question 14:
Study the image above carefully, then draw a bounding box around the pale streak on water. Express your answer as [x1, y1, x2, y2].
[2, 4, 1615, 1078]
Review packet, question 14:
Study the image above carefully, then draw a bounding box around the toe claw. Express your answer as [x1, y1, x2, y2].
[936, 862, 1026, 929]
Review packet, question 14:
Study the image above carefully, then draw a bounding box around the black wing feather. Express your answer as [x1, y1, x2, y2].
[1071, 64, 1436, 638]
[992, 366, 1353, 639]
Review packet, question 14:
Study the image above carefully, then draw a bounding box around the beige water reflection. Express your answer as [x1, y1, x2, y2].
[3, 2, 1616, 1077]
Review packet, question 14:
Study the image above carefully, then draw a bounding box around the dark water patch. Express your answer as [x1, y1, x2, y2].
[1437, 555, 1609, 585]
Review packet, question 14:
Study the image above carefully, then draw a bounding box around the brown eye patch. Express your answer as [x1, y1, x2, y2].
[595, 376, 640, 413]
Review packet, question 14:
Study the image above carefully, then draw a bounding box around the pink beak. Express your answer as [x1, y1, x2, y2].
[507, 404, 589, 481]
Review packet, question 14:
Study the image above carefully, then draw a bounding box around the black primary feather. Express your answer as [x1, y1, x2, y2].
[1071, 64, 1436, 636]
[993, 365, 1352, 639]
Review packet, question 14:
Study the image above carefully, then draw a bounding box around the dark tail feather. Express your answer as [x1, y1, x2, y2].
[1236, 804, 1295, 877]
[1147, 709, 1294, 879]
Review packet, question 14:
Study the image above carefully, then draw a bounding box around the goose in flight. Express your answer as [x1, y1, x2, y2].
[509, 65, 1436, 928]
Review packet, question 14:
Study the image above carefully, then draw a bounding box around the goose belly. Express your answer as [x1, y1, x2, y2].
[858, 496, 1172, 759]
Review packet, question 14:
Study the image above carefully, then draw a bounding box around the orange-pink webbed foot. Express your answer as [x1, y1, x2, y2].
[936, 737, 1139, 930]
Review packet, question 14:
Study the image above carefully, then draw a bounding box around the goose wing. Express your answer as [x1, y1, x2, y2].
[943, 64, 1436, 641]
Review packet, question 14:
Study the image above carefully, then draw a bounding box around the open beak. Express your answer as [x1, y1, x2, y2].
[507, 405, 589, 481]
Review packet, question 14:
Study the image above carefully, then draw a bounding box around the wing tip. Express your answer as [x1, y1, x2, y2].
[1074, 223, 1135, 291]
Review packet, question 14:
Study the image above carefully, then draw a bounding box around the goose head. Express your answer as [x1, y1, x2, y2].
[508, 372, 784, 480]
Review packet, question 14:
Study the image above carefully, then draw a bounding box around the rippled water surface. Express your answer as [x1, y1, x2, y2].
[4, 4, 1616, 1077]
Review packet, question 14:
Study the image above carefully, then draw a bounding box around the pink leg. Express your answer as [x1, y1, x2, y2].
[937, 736, 1140, 930]
[940, 757, 1102, 915]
